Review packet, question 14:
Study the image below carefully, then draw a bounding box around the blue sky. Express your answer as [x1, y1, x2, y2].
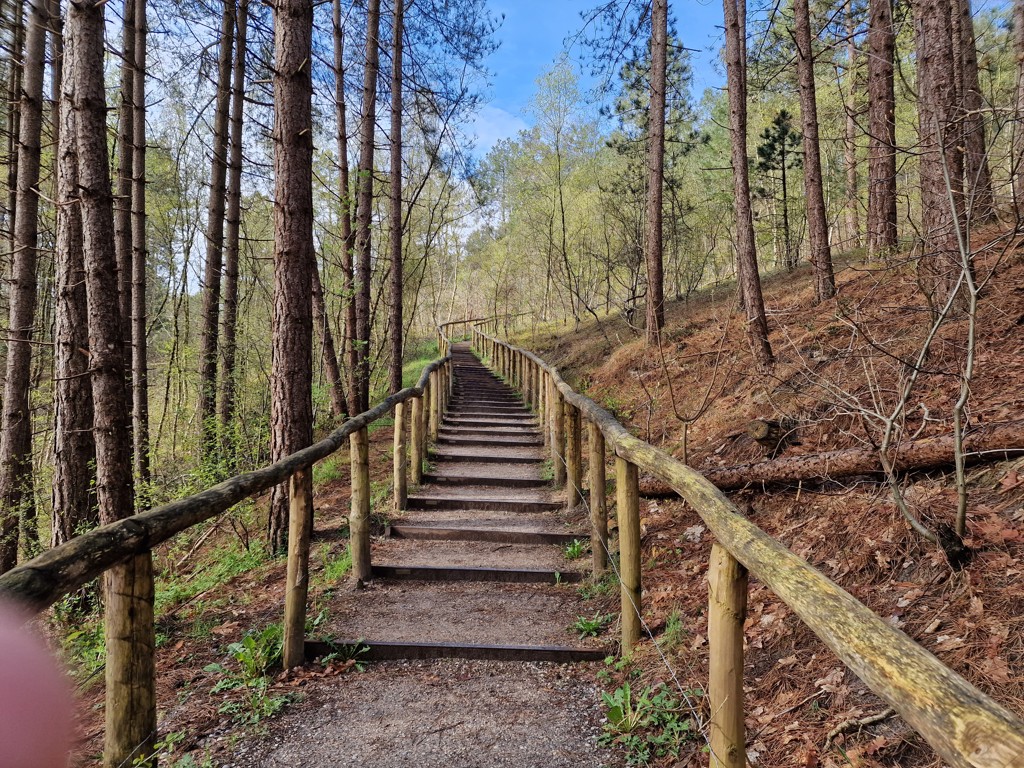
[469, 0, 726, 154]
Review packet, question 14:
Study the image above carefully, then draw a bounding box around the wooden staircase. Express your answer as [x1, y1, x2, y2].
[309, 342, 606, 663]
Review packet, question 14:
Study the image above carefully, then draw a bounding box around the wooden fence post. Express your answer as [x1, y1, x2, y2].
[428, 369, 439, 441]
[708, 543, 748, 768]
[588, 421, 608, 575]
[103, 555, 156, 768]
[617, 456, 641, 654]
[565, 401, 583, 508]
[411, 395, 424, 485]
[350, 426, 371, 582]
[283, 467, 314, 668]
[393, 401, 408, 512]
[551, 380, 566, 486]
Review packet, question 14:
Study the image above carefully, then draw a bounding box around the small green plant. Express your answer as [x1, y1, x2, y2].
[658, 609, 688, 652]
[540, 459, 554, 482]
[217, 680, 293, 725]
[563, 538, 588, 560]
[321, 546, 352, 582]
[570, 612, 614, 639]
[61, 620, 105, 681]
[313, 456, 344, 486]
[131, 731, 186, 767]
[316, 640, 371, 672]
[579, 571, 616, 600]
[215, 623, 283, 684]
[598, 682, 700, 765]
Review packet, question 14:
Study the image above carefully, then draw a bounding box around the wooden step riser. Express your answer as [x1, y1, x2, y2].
[444, 419, 539, 428]
[423, 474, 549, 489]
[406, 497, 562, 513]
[431, 453, 543, 465]
[439, 428, 541, 438]
[371, 564, 582, 584]
[437, 437, 543, 448]
[304, 639, 607, 664]
[387, 524, 582, 546]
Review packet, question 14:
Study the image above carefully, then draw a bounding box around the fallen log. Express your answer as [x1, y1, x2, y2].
[640, 420, 1024, 496]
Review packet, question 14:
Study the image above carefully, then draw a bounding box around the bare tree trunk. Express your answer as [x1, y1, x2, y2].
[198, 0, 235, 457]
[867, 0, 898, 260]
[114, 0, 134, 350]
[334, 0, 358, 416]
[69, 0, 153, 763]
[51, 10, 96, 548]
[1014, 0, 1024, 202]
[220, 0, 247, 439]
[0, 0, 47, 569]
[844, 0, 861, 249]
[267, 0, 314, 553]
[956, 0, 993, 220]
[312, 260, 347, 418]
[131, 0, 149, 494]
[914, 0, 966, 309]
[354, 0, 381, 412]
[794, 0, 836, 302]
[722, 0, 773, 369]
[644, 0, 667, 344]
[388, 0, 405, 393]
[4, 0, 24, 251]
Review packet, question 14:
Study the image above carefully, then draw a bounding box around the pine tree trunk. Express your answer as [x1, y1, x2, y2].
[388, 0, 405, 393]
[267, 0, 314, 553]
[0, 0, 47, 570]
[51, 15, 96, 548]
[1014, 0, 1024, 202]
[312, 259, 347, 418]
[722, 0, 773, 369]
[69, 0, 154, 763]
[914, 0, 966, 310]
[956, 0, 993, 220]
[131, 0, 149, 493]
[198, 0, 235, 456]
[114, 0, 134, 351]
[644, 0, 667, 344]
[794, 0, 836, 302]
[333, 0, 359, 417]
[354, 0, 381, 413]
[867, 0, 898, 260]
[220, 0, 247, 439]
[844, 0, 861, 249]
[4, 0, 23, 252]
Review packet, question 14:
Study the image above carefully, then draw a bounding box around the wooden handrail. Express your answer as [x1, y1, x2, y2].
[472, 325, 1024, 768]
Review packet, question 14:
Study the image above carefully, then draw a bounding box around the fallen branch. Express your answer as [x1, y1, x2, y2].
[640, 420, 1024, 495]
[824, 708, 897, 749]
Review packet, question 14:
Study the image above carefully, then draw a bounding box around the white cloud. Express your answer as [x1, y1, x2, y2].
[468, 104, 529, 157]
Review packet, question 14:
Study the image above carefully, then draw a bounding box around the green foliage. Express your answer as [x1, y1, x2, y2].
[61, 620, 105, 681]
[313, 456, 344, 487]
[156, 540, 268, 614]
[579, 571, 617, 599]
[570, 612, 614, 638]
[321, 545, 353, 582]
[226, 623, 283, 682]
[598, 682, 700, 765]
[657, 609, 688, 652]
[563, 538, 588, 559]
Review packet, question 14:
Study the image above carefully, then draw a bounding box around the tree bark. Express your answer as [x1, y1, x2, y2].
[956, 0, 993, 220]
[638, 421, 1024, 493]
[4, 0, 24, 252]
[844, 0, 861, 249]
[51, 15, 96, 548]
[219, 0, 248, 438]
[131, 0, 149, 493]
[794, 0, 836, 303]
[198, 0, 235, 457]
[333, 0, 358, 416]
[387, 0, 405, 394]
[0, 0, 47, 570]
[114, 0, 134, 351]
[644, 0, 667, 344]
[722, 0, 773, 368]
[914, 0, 966, 311]
[1014, 0, 1024, 202]
[312, 258, 347, 418]
[867, 0, 898, 260]
[354, 0, 382, 412]
[267, 0, 315, 553]
[69, 0, 153, 763]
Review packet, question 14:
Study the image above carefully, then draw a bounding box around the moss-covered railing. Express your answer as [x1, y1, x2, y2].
[471, 321, 1024, 768]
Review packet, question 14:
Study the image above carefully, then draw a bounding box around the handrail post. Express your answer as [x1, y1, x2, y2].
[588, 421, 608, 575]
[550, 379, 566, 486]
[104, 554, 156, 767]
[283, 467, 313, 668]
[709, 543, 748, 768]
[616, 455, 641, 654]
[428, 369, 439, 441]
[393, 400, 408, 512]
[411, 394, 424, 485]
[350, 425, 371, 582]
[565, 401, 582, 509]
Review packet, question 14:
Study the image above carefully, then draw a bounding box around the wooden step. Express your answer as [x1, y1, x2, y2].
[370, 564, 582, 584]
[423, 473, 548, 489]
[437, 435, 543, 448]
[387, 524, 582, 546]
[304, 639, 608, 664]
[406, 494, 562, 513]
[444, 417, 539, 427]
[431, 451, 542, 464]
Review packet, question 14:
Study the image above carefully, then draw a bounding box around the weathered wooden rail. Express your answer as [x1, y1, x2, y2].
[0, 317, 482, 768]
[470, 320, 1024, 768]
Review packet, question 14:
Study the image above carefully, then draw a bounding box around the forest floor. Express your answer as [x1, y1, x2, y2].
[517, 224, 1024, 767]
[52, 227, 1024, 768]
